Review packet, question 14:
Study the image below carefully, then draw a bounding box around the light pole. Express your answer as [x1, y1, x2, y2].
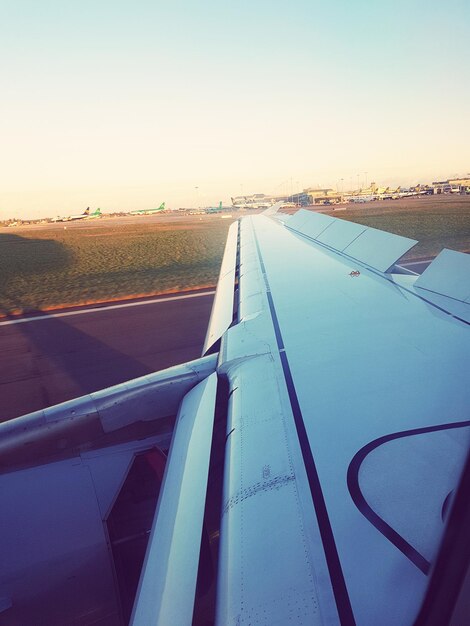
[195, 186, 199, 208]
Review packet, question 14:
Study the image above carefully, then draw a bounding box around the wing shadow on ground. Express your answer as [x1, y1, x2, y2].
[0, 233, 73, 314]
[0, 234, 154, 420]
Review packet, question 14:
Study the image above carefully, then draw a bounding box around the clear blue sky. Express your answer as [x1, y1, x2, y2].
[1, 0, 469, 217]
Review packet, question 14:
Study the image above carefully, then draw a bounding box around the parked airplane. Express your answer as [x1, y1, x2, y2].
[0, 205, 469, 625]
[130, 202, 165, 215]
[52, 207, 102, 222]
[85, 207, 102, 219]
[205, 201, 223, 213]
[232, 201, 273, 209]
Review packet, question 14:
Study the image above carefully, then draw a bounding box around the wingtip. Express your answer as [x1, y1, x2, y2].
[261, 201, 284, 216]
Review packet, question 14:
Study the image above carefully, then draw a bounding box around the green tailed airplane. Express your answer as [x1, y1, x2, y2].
[130, 202, 165, 216]
[85, 207, 102, 219]
[52, 207, 102, 222]
[206, 201, 223, 214]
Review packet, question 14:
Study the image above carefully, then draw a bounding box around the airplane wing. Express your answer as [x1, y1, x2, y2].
[205, 210, 470, 625]
[0, 209, 469, 625]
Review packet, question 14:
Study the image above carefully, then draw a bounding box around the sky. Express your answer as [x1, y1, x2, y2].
[1, 0, 469, 219]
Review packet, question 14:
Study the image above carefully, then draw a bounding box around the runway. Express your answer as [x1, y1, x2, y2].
[0, 290, 215, 422]
[0, 290, 216, 326]
[398, 259, 432, 274]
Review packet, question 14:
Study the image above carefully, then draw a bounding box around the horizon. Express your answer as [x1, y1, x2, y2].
[1, 0, 469, 220]
[2, 169, 470, 222]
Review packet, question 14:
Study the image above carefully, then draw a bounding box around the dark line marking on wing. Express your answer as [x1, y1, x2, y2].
[441, 490, 453, 522]
[253, 225, 356, 626]
[346, 420, 470, 575]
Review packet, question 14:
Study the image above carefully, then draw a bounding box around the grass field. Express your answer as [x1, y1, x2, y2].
[0, 217, 233, 314]
[0, 196, 468, 314]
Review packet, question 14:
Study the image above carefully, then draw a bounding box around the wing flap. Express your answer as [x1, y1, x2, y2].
[131, 373, 217, 626]
[342, 226, 418, 272]
[287, 209, 417, 272]
[289, 209, 335, 238]
[414, 248, 470, 302]
[316, 218, 367, 250]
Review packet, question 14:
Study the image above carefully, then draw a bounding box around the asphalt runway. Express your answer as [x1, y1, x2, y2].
[398, 259, 432, 274]
[0, 290, 214, 422]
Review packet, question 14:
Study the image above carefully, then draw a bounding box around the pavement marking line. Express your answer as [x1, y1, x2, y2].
[399, 259, 433, 267]
[0, 291, 216, 326]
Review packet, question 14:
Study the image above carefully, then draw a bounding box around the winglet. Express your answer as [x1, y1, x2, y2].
[262, 201, 284, 216]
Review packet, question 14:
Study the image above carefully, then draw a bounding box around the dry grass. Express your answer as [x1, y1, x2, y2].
[1, 196, 468, 314]
[0, 217, 234, 314]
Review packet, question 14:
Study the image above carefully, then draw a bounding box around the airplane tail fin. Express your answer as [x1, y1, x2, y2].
[84, 207, 90, 215]
[159, 202, 165, 211]
[219, 201, 222, 210]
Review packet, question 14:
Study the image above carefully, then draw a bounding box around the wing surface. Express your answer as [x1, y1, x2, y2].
[215, 211, 470, 625]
